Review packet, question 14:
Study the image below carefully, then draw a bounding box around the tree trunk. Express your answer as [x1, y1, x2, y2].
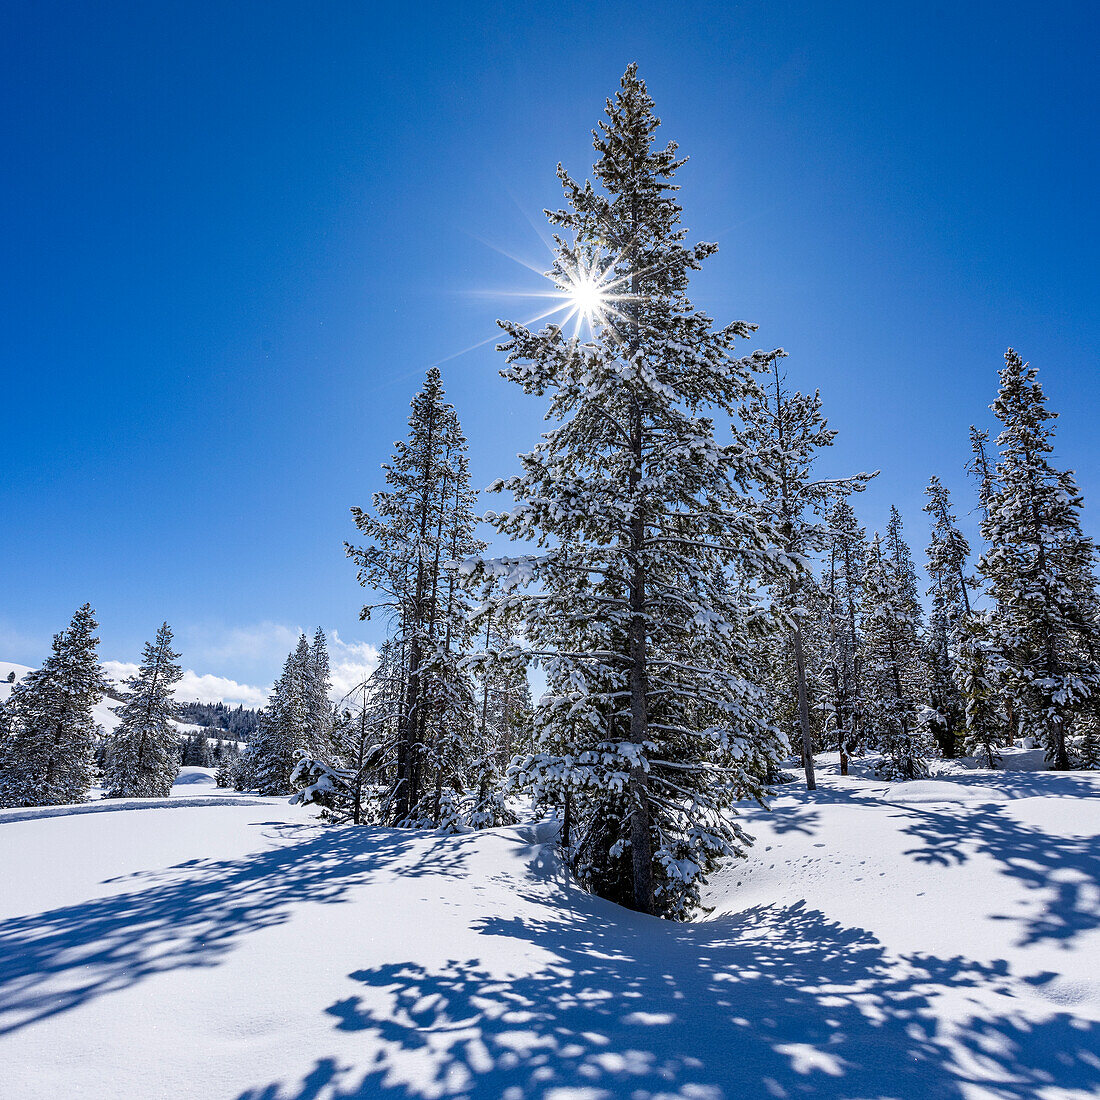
[1049, 714, 1070, 770]
[792, 621, 816, 790]
[626, 405, 654, 916]
[395, 631, 420, 823]
[627, 576, 654, 914]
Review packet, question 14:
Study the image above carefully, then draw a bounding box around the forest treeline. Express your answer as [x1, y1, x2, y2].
[178, 701, 262, 740]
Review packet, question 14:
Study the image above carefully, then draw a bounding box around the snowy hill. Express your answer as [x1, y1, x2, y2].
[1, 660, 219, 740]
[1, 764, 1097, 1099]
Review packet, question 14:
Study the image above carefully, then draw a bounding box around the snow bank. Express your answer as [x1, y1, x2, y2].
[881, 779, 1008, 803]
[173, 766, 218, 788]
[0, 795, 274, 824]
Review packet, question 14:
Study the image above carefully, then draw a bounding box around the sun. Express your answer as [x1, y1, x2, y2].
[567, 273, 608, 322]
[555, 249, 629, 336]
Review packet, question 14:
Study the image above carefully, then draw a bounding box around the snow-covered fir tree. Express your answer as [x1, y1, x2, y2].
[472, 610, 533, 773]
[885, 506, 924, 634]
[922, 477, 972, 757]
[0, 604, 106, 807]
[181, 729, 214, 768]
[103, 622, 183, 797]
[214, 741, 241, 788]
[293, 635, 407, 822]
[978, 349, 1100, 769]
[955, 611, 1006, 768]
[292, 680, 389, 824]
[966, 422, 1021, 743]
[347, 368, 484, 824]
[967, 426, 997, 520]
[474, 66, 794, 919]
[463, 610, 530, 830]
[238, 635, 313, 795]
[735, 349, 873, 790]
[306, 627, 334, 755]
[862, 533, 935, 779]
[819, 496, 869, 773]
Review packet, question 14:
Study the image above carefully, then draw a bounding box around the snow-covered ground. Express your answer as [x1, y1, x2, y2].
[1, 761, 1098, 1099]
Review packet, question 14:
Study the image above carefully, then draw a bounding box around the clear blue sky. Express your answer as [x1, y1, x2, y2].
[2, 1, 1097, 697]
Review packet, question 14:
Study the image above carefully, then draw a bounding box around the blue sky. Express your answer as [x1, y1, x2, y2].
[2, 1, 1097, 700]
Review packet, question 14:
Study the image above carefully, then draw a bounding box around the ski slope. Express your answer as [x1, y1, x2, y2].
[1, 764, 1098, 1099]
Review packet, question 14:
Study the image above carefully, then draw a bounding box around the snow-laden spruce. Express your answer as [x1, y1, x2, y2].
[817, 496, 870, 772]
[103, 622, 183, 798]
[0, 604, 106, 807]
[735, 349, 873, 789]
[235, 631, 332, 795]
[469, 66, 798, 919]
[346, 368, 486, 825]
[922, 475, 1007, 767]
[922, 476, 972, 758]
[305, 627, 334, 755]
[291, 642, 397, 825]
[977, 349, 1100, 769]
[862, 529, 935, 779]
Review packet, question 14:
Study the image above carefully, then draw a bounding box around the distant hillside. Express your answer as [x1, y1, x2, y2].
[1, 661, 254, 740]
[1, 660, 125, 734]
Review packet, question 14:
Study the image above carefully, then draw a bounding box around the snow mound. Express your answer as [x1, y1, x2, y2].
[881, 780, 1008, 804]
[173, 767, 218, 787]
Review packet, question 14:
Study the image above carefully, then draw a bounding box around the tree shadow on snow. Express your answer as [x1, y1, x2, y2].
[931, 769, 1100, 801]
[0, 823, 476, 1036]
[897, 800, 1100, 947]
[236, 850, 1100, 1100]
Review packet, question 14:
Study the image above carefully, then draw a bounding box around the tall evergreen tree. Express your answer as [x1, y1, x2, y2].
[978, 349, 1100, 769]
[736, 349, 873, 790]
[885, 506, 923, 629]
[306, 627, 334, 754]
[0, 604, 106, 807]
[820, 496, 869, 772]
[474, 66, 793, 919]
[238, 636, 312, 795]
[862, 534, 934, 779]
[347, 368, 484, 823]
[922, 478, 972, 757]
[292, 665, 391, 825]
[103, 622, 183, 797]
[955, 612, 1006, 768]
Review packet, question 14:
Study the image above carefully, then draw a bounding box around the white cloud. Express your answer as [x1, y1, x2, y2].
[102, 659, 270, 708]
[101, 660, 139, 682]
[327, 631, 380, 702]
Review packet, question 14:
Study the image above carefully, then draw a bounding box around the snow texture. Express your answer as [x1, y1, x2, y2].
[1, 760, 1098, 1099]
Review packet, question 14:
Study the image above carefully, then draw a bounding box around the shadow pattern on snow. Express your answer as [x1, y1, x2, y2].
[236, 857, 1100, 1100]
[0, 823, 475, 1036]
[897, 800, 1100, 947]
